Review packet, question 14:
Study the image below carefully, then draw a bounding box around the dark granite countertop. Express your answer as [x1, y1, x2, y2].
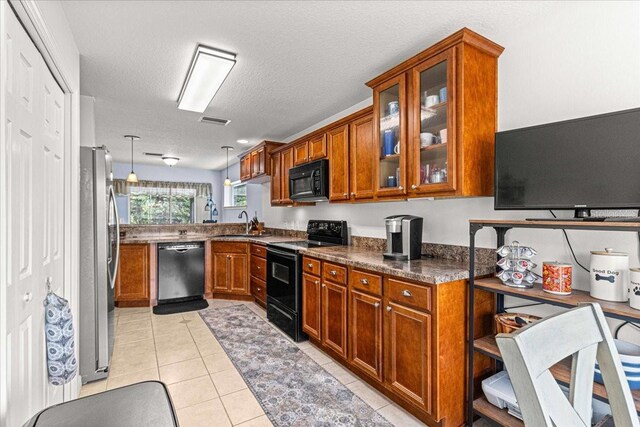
[299, 246, 495, 284]
[120, 234, 303, 245]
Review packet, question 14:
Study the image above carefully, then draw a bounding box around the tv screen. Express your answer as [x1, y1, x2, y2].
[495, 108, 640, 210]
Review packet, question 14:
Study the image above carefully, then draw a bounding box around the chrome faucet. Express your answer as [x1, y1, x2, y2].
[238, 210, 249, 234]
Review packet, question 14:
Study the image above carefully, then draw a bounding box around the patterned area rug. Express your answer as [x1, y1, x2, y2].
[199, 304, 392, 426]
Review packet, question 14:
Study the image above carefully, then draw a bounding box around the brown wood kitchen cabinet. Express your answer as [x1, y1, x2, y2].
[293, 141, 309, 166]
[211, 242, 249, 296]
[308, 133, 327, 161]
[327, 125, 349, 201]
[239, 140, 283, 183]
[270, 151, 282, 204]
[348, 112, 375, 201]
[249, 243, 267, 306]
[115, 243, 151, 307]
[366, 28, 503, 199]
[300, 256, 484, 426]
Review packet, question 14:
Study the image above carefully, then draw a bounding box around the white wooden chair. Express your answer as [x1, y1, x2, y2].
[496, 303, 639, 427]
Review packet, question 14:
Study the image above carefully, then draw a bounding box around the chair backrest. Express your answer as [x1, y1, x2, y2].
[496, 303, 639, 427]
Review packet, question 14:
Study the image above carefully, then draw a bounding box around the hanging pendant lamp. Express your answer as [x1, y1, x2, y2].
[124, 135, 140, 183]
[222, 145, 233, 186]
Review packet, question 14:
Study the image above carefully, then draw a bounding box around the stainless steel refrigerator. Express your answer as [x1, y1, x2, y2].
[79, 146, 120, 383]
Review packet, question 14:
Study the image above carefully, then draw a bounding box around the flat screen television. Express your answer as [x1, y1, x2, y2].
[494, 107, 640, 214]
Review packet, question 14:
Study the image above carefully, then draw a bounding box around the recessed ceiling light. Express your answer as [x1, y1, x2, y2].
[162, 156, 180, 167]
[177, 44, 236, 113]
[237, 139, 249, 144]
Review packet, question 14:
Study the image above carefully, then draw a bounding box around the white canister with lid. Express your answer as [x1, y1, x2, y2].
[589, 248, 629, 302]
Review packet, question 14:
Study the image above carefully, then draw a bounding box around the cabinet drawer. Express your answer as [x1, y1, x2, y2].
[323, 262, 347, 286]
[303, 256, 321, 276]
[250, 255, 266, 280]
[250, 276, 266, 303]
[385, 277, 432, 311]
[350, 269, 382, 296]
[250, 243, 266, 258]
[212, 242, 247, 254]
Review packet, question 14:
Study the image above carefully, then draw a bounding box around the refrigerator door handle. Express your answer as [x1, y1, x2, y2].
[108, 186, 120, 290]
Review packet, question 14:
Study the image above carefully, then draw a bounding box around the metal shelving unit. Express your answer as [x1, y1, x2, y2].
[467, 219, 640, 426]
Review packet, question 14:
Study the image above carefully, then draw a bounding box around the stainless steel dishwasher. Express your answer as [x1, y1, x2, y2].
[157, 242, 205, 303]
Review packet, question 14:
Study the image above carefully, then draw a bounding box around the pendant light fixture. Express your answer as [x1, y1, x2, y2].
[222, 145, 233, 186]
[124, 135, 140, 183]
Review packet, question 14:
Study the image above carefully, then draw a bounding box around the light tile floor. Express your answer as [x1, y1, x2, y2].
[80, 299, 490, 427]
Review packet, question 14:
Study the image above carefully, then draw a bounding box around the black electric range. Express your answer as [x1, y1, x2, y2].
[266, 220, 348, 341]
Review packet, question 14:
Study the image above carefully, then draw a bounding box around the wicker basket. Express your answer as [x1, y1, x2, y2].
[495, 313, 541, 334]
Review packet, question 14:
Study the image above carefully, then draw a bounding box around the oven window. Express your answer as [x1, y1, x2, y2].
[272, 262, 290, 284]
[291, 177, 312, 196]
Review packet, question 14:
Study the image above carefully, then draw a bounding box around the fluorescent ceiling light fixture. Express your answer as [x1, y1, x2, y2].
[236, 139, 249, 144]
[178, 45, 236, 113]
[162, 156, 180, 167]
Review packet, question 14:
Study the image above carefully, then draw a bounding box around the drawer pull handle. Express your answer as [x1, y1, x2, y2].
[360, 278, 369, 285]
[374, 302, 380, 308]
[402, 290, 412, 297]
[329, 270, 337, 276]
[386, 306, 392, 312]
[307, 263, 313, 268]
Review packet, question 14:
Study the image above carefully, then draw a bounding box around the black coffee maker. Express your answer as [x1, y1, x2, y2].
[383, 215, 423, 260]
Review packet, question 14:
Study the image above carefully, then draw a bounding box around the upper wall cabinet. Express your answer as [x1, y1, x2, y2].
[366, 28, 503, 199]
[239, 141, 284, 183]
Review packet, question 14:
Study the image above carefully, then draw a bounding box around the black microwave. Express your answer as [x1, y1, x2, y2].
[289, 159, 329, 202]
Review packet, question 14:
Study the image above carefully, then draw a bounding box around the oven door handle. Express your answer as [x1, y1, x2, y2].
[267, 247, 298, 261]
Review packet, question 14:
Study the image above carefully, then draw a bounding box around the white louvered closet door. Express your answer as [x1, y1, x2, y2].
[3, 6, 66, 426]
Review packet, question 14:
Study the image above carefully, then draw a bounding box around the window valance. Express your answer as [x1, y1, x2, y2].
[113, 179, 212, 198]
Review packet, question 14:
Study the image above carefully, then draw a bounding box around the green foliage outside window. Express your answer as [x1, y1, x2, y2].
[129, 190, 194, 224]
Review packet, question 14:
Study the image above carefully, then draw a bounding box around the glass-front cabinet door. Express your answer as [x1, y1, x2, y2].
[374, 74, 406, 197]
[409, 49, 456, 194]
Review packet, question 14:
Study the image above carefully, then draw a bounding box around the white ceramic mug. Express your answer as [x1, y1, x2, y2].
[420, 132, 434, 147]
[425, 95, 440, 107]
[393, 143, 400, 154]
[630, 268, 640, 310]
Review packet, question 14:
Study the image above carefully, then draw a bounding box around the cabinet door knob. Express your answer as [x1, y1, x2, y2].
[350, 192, 356, 196]
[307, 263, 313, 268]
[257, 287, 261, 292]
[360, 279, 369, 285]
[398, 185, 404, 190]
[315, 280, 320, 285]
[374, 302, 380, 308]
[23, 292, 33, 303]
[322, 284, 326, 288]
[343, 193, 347, 197]
[257, 266, 261, 270]
[386, 305, 392, 312]
[402, 289, 412, 297]
[329, 270, 337, 276]
[411, 184, 417, 190]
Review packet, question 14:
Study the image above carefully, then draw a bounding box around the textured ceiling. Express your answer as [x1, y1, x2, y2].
[61, 0, 548, 170]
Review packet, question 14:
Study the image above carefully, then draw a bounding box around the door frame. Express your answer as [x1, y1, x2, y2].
[1, 1, 81, 418]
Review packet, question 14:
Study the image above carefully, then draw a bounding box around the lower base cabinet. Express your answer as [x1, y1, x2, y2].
[384, 300, 432, 413]
[321, 280, 348, 359]
[211, 242, 249, 296]
[302, 273, 322, 340]
[115, 243, 151, 307]
[301, 256, 481, 426]
[349, 289, 383, 381]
